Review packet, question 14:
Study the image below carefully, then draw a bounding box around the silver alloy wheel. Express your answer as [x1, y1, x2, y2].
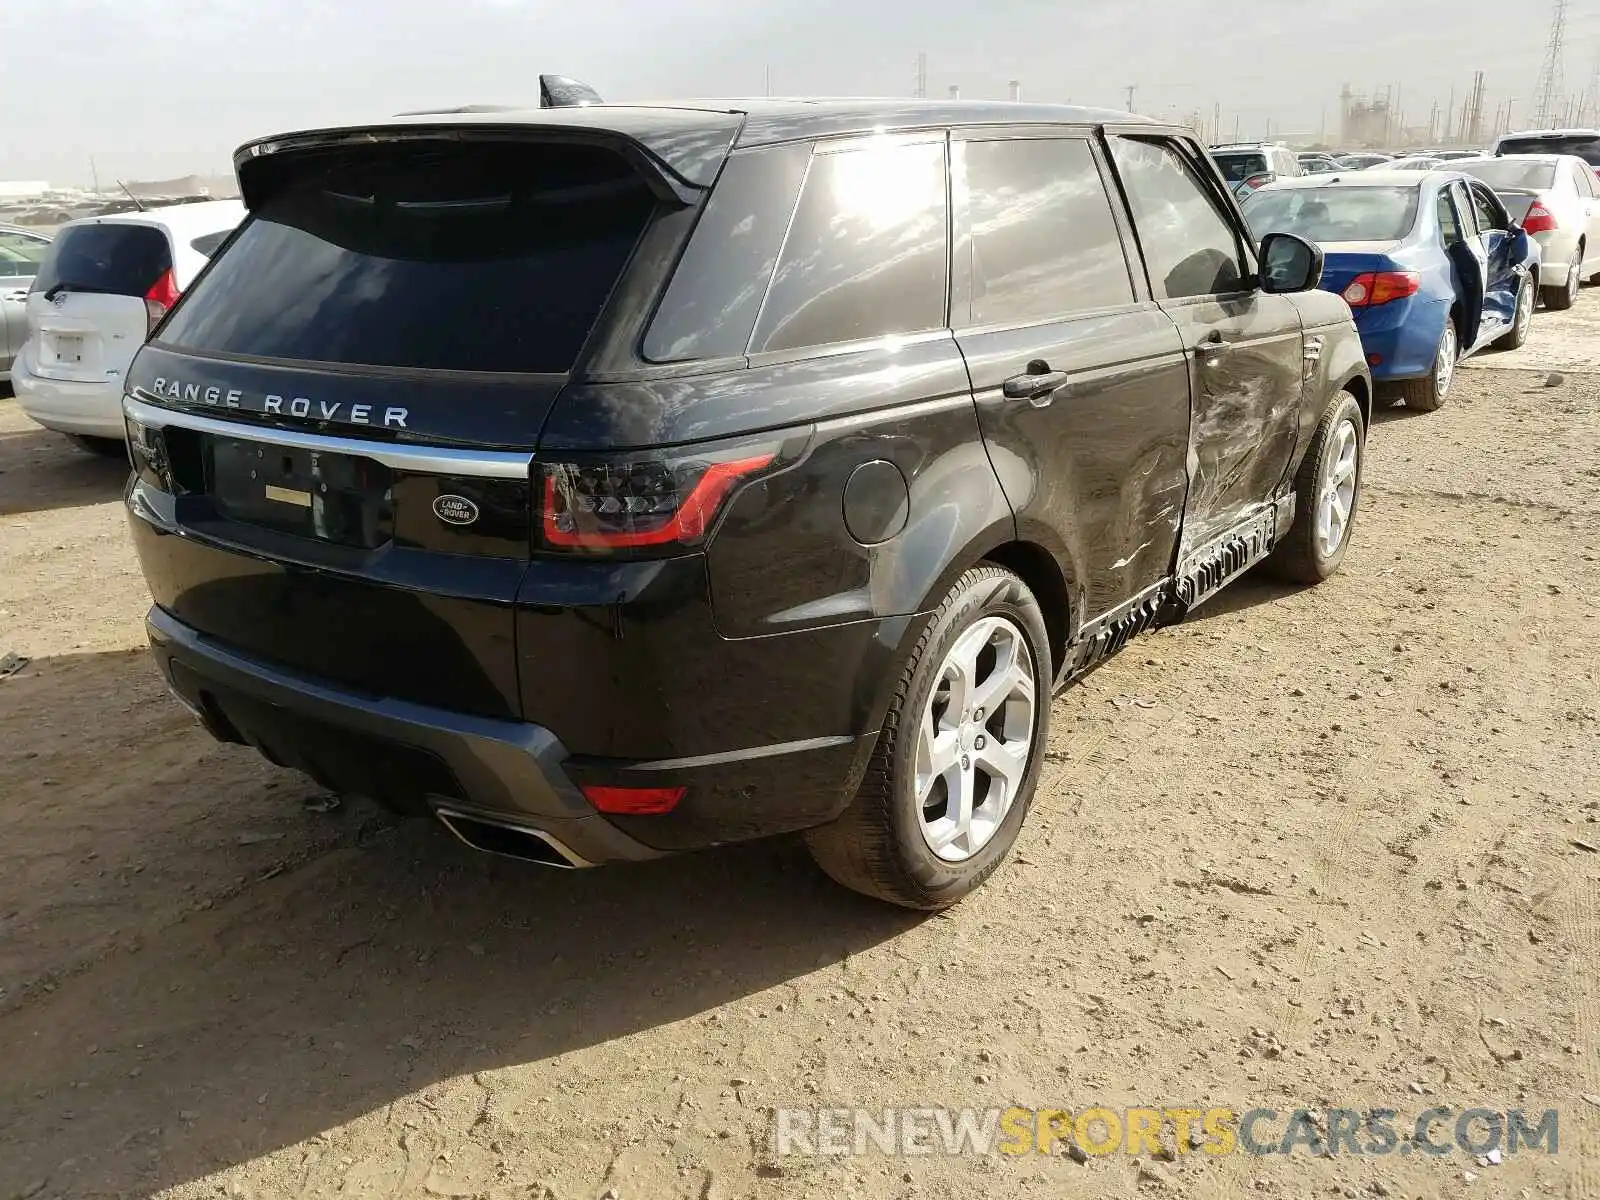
[1434, 320, 1457, 398]
[915, 616, 1036, 863]
[1570, 252, 1583, 305]
[1517, 277, 1535, 333]
[1316, 418, 1359, 560]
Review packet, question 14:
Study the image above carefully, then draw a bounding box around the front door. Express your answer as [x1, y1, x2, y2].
[952, 132, 1192, 626]
[1105, 133, 1305, 559]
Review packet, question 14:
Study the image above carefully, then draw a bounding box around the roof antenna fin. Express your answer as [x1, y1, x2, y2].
[539, 75, 603, 108]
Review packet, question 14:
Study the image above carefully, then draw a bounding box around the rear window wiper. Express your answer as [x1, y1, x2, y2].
[41, 281, 115, 301]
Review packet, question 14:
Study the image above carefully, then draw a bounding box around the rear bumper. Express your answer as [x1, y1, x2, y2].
[1353, 298, 1448, 381]
[11, 356, 126, 438]
[147, 604, 880, 862]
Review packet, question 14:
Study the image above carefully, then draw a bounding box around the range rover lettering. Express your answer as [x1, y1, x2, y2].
[123, 96, 1371, 909]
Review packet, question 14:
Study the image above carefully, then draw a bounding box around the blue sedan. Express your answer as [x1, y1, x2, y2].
[1242, 171, 1541, 410]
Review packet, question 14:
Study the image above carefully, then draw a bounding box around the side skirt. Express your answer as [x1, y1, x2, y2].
[1051, 497, 1293, 689]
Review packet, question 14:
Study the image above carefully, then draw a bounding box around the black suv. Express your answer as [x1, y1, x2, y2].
[123, 98, 1371, 909]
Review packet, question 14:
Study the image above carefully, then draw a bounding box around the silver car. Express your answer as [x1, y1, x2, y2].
[1455, 154, 1600, 309]
[0, 225, 53, 384]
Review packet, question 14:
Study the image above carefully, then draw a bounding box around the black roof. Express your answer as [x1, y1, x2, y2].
[236, 98, 1160, 196]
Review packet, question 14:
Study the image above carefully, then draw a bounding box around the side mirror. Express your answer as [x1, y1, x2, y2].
[1259, 231, 1324, 294]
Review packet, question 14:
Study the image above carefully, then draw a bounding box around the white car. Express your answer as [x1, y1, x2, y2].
[0, 225, 53, 385]
[1455, 154, 1600, 310]
[11, 201, 244, 452]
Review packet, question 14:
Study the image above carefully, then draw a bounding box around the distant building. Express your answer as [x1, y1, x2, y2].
[0, 181, 50, 200]
[1339, 86, 1394, 148]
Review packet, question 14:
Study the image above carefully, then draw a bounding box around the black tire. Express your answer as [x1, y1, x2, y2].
[1495, 275, 1535, 350]
[804, 564, 1051, 910]
[67, 435, 129, 459]
[1265, 390, 1365, 585]
[1396, 316, 1458, 413]
[1541, 248, 1581, 311]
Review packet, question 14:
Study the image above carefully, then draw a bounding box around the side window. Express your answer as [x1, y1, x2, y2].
[963, 137, 1134, 326]
[749, 139, 948, 356]
[0, 231, 48, 278]
[1451, 183, 1481, 239]
[1575, 162, 1596, 198]
[1470, 183, 1507, 232]
[1436, 191, 1463, 248]
[1109, 136, 1246, 300]
[644, 144, 811, 362]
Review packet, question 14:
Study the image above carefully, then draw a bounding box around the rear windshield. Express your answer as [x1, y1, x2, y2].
[1498, 135, 1600, 165]
[1212, 152, 1269, 183]
[1459, 159, 1559, 190]
[31, 223, 172, 298]
[158, 143, 657, 374]
[1243, 186, 1421, 242]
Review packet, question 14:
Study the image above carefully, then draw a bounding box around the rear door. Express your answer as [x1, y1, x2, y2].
[1442, 181, 1489, 347]
[1107, 133, 1305, 559]
[1573, 161, 1600, 276]
[1465, 180, 1521, 341]
[25, 221, 168, 386]
[953, 131, 1191, 623]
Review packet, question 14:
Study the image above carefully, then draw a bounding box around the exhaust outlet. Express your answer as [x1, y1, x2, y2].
[434, 809, 589, 869]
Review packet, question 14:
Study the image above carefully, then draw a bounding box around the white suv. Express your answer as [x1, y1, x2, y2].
[12, 201, 244, 453]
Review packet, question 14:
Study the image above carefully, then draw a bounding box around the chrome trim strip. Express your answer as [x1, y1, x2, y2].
[122, 394, 533, 480]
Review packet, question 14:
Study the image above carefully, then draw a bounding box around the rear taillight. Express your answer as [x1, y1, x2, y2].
[144, 269, 180, 336]
[540, 445, 780, 553]
[1522, 203, 1558, 234]
[1341, 271, 1421, 307]
[1242, 173, 1275, 190]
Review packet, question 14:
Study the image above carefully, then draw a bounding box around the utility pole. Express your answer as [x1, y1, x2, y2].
[1212, 101, 1221, 145]
[1445, 85, 1456, 143]
[764, 64, 771, 97]
[1124, 84, 1137, 112]
[1534, 0, 1568, 126]
[914, 52, 927, 99]
[89, 156, 100, 193]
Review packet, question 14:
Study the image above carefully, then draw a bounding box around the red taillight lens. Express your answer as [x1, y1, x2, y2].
[581, 784, 686, 815]
[144, 268, 180, 336]
[541, 448, 778, 553]
[1522, 203, 1558, 234]
[1242, 173, 1274, 190]
[1341, 271, 1419, 307]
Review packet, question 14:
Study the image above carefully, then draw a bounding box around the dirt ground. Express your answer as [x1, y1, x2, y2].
[1, 295, 1598, 1200]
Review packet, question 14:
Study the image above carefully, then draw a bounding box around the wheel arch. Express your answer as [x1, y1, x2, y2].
[981, 540, 1072, 679]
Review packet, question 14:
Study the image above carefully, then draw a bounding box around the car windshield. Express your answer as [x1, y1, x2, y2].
[1243, 186, 1421, 242]
[1497, 135, 1600, 165]
[1211, 152, 1269, 183]
[1458, 159, 1559, 190]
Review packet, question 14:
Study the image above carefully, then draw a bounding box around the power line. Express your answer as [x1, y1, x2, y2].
[1534, 0, 1568, 126]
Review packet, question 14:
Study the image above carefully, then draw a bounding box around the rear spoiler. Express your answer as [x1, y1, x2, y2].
[233, 110, 742, 210]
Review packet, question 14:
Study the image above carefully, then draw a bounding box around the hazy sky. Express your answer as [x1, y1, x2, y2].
[4, 0, 1599, 185]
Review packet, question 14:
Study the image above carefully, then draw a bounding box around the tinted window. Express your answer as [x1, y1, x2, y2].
[1112, 137, 1245, 299]
[750, 139, 947, 355]
[1211, 152, 1269, 184]
[190, 231, 232, 257]
[1437, 191, 1463, 247]
[644, 144, 810, 363]
[1498, 134, 1600, 166]
[0, 231, 49, 276]
[160, 143, 656, 373]
[31, 223, 171, 297]
[1242, 185, 1421, 242]
[1469, 183, 1506, 231]
[963, 138, 1133, 325]
[1451, 183, 1480, 238]
[1458, 159, 1558, 190]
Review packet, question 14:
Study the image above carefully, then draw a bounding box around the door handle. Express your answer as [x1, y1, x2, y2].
[1002, 368, 1071, 405]
[1197, 330, 1231, 362]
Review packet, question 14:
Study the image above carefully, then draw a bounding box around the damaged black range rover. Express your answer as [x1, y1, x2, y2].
[123, 95, 1371, 909]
